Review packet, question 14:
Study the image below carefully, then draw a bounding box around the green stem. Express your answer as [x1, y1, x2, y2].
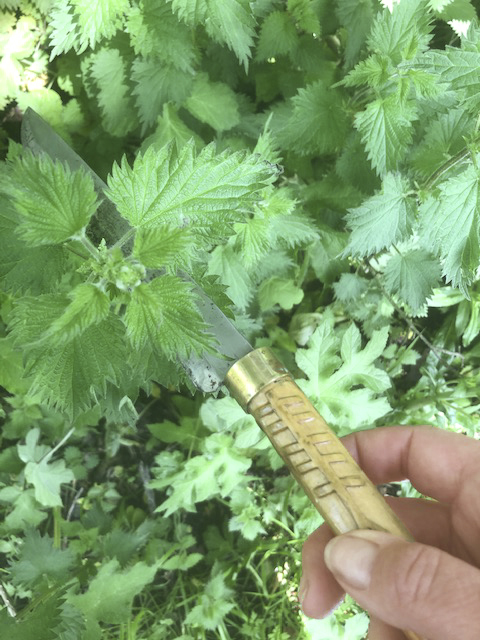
[78, 233, 101, 259]
[422, 137, 480, 192]
[112, 228, 135, 251]
[53, 506, 61, 549]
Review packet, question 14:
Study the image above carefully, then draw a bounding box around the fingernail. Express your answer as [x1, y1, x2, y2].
[298, 574, 308, 606]
[324, 531, 383, 590]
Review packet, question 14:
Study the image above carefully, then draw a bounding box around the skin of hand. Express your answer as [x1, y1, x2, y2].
[298, 425, 480, 640]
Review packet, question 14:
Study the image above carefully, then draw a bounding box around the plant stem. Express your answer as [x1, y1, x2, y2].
[0, 583, 16, 617]
[53, 506, 62, 548]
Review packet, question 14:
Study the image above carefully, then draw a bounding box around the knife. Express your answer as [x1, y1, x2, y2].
[21, 108, 422, 640]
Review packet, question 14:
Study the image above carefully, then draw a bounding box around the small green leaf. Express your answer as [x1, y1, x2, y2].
[11, 529, 75, 587]
[133, 226, 195, 270]
[44, 283, 111, 343]
[124, 276, 214, 358]
[355, 94, 417, 176]
[258, 276, 304, 311]
[384, 249, 442, 311]
[256, 11, 298, 61]
[7, 151, 99, 246]
[345, 173, 415, 257]
[185, 73, 240, 132]
[419, 164, 480, 292]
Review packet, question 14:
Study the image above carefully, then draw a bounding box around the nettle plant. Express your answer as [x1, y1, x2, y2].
[1, 0, 480, 638]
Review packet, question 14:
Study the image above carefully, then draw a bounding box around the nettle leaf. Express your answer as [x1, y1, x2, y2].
[368, 0, 433, 64]
[50, 0, 129, 56]
[127, 0, 197, 71]
[167, 0, 208, 24]
[142, 103, 203, 152]
[384, 248, 442, 311]
[44, 283, 110, 344]
[256, 11, 298, 61]
[9, 295, 127, 417]
[333, 273, 369, 303]
[11, 530, 75, 587]
[89, 48, 135, 137]
[345, 173, 415, 257]
[279, 80, 349, 155]
[7, 152, 99, 246]
[131, 59, 193, 131]
[184, 573, 234, 630]
[133, 226, 195, 270]
[17, 428, 75, 507]
[124, 276, 214, 359]
[71, 559, 160, 625]
[106, 140, 276, 236]
[412, 108, 476, 178]
[336, 0, 375, 68]
[355, 93, 417, 176]
[419, 164, 480, 292]
[296, 321, 391, 432]
[207, 244, 252, 309]
[205, 0, 256, 69]
[153, 433, 252, 516]
[287, 0, 321, 34]
[185, 73, 240, 131]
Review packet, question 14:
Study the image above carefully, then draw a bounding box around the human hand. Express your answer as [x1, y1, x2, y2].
[298, 425, 480, 640]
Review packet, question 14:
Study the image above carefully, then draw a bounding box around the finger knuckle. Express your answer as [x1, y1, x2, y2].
[392, 543, 443, 608]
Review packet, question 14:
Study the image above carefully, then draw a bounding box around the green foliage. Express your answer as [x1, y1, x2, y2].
[2, 0, 480, 639]
[6, 152, 99, 246]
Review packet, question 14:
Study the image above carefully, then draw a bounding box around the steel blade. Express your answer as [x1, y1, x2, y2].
[21, 108, 252, 392]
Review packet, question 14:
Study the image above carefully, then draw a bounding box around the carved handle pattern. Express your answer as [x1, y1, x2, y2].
[249, 377, 413, 539]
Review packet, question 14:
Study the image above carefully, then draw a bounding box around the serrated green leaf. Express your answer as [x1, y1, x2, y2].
[131, 59, 193, 131]
[419, 164, 480, 291]
[205, 0, 256, 69]
[258, 276, 304, 311]
[355, 93, 417, 176]
[336, 0, 375, 67]
[89, 48, 135, 137]
[184, 573, 234, 630]
[124, 276, 214, 358]
[333, 273, 369, 302]
[167, 0, 208, 24]
[9, 296, 127, 417]
[50, 0, 129, 56]
[256, 11, 298, 61]
[127, 0, 198, 72]
[345, 173, 415, 257]
[368, 0, 433, 64]
[106, 140, 276, 236]
[384, 248, 442, 311]
[71, 559, 160, 624]
[11, 529, 75, 587]
[133, 226, 195, 270]
[0, 590, 64, 640]
[207, 244, 252, 309]
[43, 283, 110, 344]
[278, 80, 349, 155]
[142, 102, 203, 152]
[185, 73, 240, 131]
[7, 151, 99, 246]
[412, 108, 475, 177]
[287, 0, 321, 34]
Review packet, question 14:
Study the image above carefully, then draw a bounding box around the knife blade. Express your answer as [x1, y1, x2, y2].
[21, 108, 421, 640]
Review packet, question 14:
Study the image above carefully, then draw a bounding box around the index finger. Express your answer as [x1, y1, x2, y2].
[342, 425, 480, 504]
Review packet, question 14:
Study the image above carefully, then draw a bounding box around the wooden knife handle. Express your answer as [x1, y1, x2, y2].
[225, 347, 423, 640]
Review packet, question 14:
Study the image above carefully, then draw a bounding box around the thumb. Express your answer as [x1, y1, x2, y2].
[321, 530, 480, 640]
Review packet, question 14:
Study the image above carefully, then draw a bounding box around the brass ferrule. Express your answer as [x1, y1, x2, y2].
[224, 347, 290, 411]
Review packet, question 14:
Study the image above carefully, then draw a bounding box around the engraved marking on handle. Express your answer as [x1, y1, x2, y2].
[249, 378, 413, 539]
